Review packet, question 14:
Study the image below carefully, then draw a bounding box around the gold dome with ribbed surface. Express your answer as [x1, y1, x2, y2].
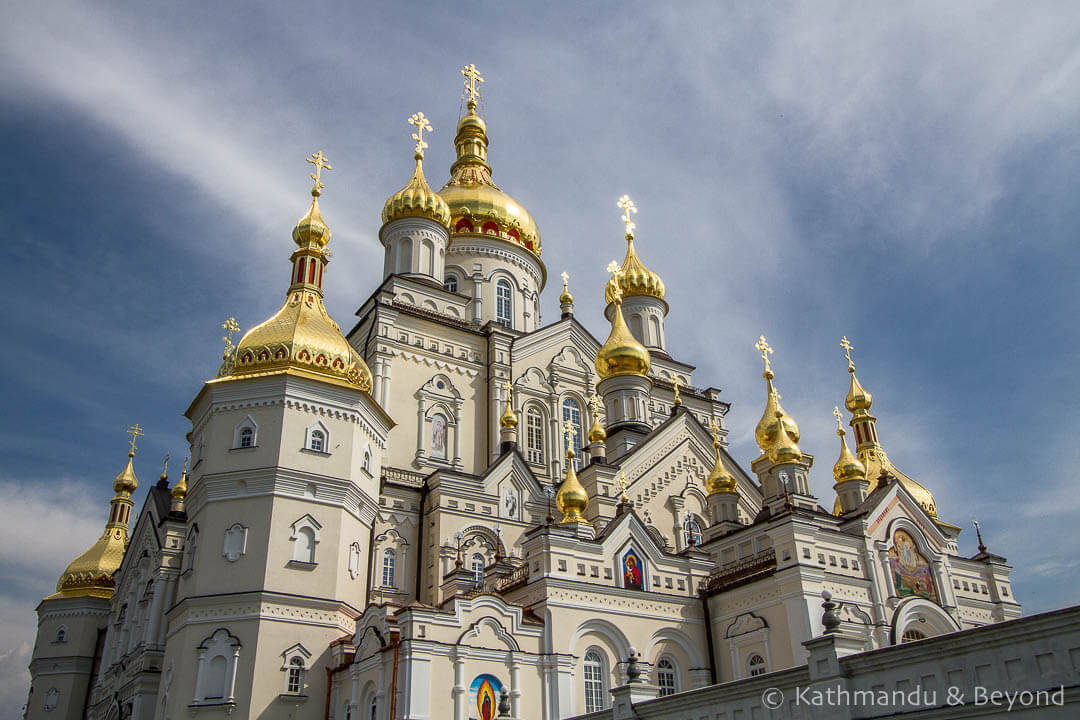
[557, 449, 590, 524]
[383, 154, 452, 228]
[605, 234, 665, 304]
[832, 412, 866, 485]
[438, 80, 542, 260]
[705, 429, 737, 495]
[767, 410, 803, 464]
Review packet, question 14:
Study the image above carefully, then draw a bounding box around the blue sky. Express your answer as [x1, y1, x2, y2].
[1, 1, 1077, 714]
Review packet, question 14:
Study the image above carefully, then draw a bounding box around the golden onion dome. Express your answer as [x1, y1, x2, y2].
[382, 153, 452, 229]
[587, 414, 607, 444]
[832, 425, 866, 484]
[605, 234, 665, 304]
[860, 447, 939, 520]
[556, 449, 590, 524]
[595, 299, 650, 380]
[438, 107, 542, 262]
[560, 272, 574, 305]
[51, 446, 138, 599]
[171, 457, 188, 501]
[706, 440, 737, 495]
[219, 160, 374, 393]
[500, 398, 518, 430]
[845, 367, 873, 414]
[754, 369, 801, 452]
[767, 410, 803, 465]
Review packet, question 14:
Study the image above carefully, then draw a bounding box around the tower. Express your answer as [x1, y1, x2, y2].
[437, 65, 546, 331]
[26, 428, 142, 720]
[158, 154, 392, 718]
[832, 405, 868, 514]
[604, 196, 668, 351]
[704, 419, 741, 534]
[380, 112, 453, 282]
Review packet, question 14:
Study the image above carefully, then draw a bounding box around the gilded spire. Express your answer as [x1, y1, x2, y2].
[171, 455, 188, 510]
[842, 336, 873, 415]
[587, 394, 606, 443]
[219, 154, 373, 392]
[606, 195, 665, 303]
[596, 260, 650, 379]
[556, 420, 590, 524]
[382, 112, 452, 228]
[706, 419, 737, 494]
[832, 406, 866, 484]
[500, 379, 518, 429]
[753, 335, 800, 454]
[50, 429, 141, 599]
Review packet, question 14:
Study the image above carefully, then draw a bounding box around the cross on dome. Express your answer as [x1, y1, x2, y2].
[833, 406, 845, 433]
[755, 335, 774, 374]
[461, 63, 484, 107]
[306, 150, 333, 195]
[126, 424, 144, 455]
[606, 260, 624, 303]
[841, 335, 855, 370]
[709, 418, 721, 444]
[563, 419, 576, 456]
[617, 194, 637, 237]
[409, 112, 432, 156]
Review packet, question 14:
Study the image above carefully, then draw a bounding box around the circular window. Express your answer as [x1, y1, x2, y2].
[437, 381, 445, 389]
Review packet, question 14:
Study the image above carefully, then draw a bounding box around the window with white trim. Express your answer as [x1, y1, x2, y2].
[286, 657, 304, 694]
[363, 449, 372, 473]
[184, 526, 199, 572]
[496, 279, 513, 327]
[683, 515, 703, 547]
[232, 416, 257, 449]
[194, 629, 241, 704]
[747, 653, 766, 677]
[656, 657, 677, 696]
[583, 650, 606, 713]
[471, 553, 485, 587]
[444, 275, 458, 293]
[309, 429, 325, 452]
[290, 515, 321, 565]
[525, 406, 544, 464]
[382, 549, 396, 588]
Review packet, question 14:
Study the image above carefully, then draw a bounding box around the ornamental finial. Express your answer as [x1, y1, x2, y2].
[563, 419, 576, 458]
[126, 424, 145, 455]
[672, 376, 682, 406]
[409, 112, 433, 157]
[709, 417, 721, 445]
[221, 317, 240, 358]
[755, 335, 774, 376]
[461, 63, 484, 109]
[561, 271, 569, 290]
[833, 406, 845, 434]
[841, 335, 855, 372]
[616, 471, 630, 503]
[606, 260, 624, 303]
[617, 194, 637, 238]
[306, 150, 333, 196]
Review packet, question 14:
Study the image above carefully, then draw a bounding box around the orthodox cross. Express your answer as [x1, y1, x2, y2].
[182, 455, 189, 475]
[840, 335, 855, 370]
[461, 63, 484, 106]
[454, 530, 465, 569]
[161, 452, 170, 478]
[671, 376, 682, 406]
[306, 150, 332, 194]
[616, 471, 630, 503]
[617, 194, 637, 237]
[709, 418, 721, 445]
[605, 260, 624, 303]
[561, 271, 569, 292]
[503, 379, 514, 406]
[972, 518, 987, 553]
[589, 393, 600, 415]
[408, 112, 432, 156]
[833, 406, 845, 433]
[221, 317, 240, 358]
[543, 484, 555, 524]
[126, 424, 145, 454]
[563, 419, 576, 457]
[755, 335, 773, 374]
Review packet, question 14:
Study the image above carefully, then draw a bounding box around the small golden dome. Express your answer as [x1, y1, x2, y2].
[706, 440, 737, 495]
[383, 154, 452, 229]
[171, 457, 188, 501]
[293, 193, 332, 249]
[438, 107, 542, 261]
[556, 449, 590, 524]
[587, 414, 606, 444]
[754, 369, 801, 452]
[114, 452, 138, 494]
[605, 235, 665, 304]
[596, 300, 650, 379]
[767, 410, 803, 464]
[500, 398, 518, 430]
[845, 368, 873, 414]
[832, 426, 866, 484]
[560, 272, 574, 305]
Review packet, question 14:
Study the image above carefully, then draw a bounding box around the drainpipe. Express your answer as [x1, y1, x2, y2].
[699, 589, 717, 685]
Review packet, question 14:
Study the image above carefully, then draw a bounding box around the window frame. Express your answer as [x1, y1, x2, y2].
[747, 653, 767, 677]
[561, 397, 583, 470]
[583, 649, 607, 713]
[495, 278, 513, 327]
[656, 656, 678, 697]
[525, 405, 545, 465]
[381, 548, 396, 588]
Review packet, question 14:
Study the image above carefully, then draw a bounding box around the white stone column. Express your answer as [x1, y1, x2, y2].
[453, 650, 466, 720]
[381, 358, 393, 409]
[453, 397, 464, 469]
[416, 398, 427, 460]
[510, 654, 522, 718]
[145, 572, 167, 647]
[227, 645, 240, 701]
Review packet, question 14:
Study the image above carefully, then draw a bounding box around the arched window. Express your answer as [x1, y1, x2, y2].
[294, 527, 316, 564]
[496, 279, 513, 327]
[629, 313, 644, 343]
[444, 275, 458, 293]
[54, 626, 67, 643]
[286, 657, 304, 694]
[430, 413, 448, 460]
[381, 549, 396, 588]
[683, 515, 703, 547]
[901, 628, 927, 643]
[471, 553, 485, 587]
[184, 527, 199, 572]
[205, 656, 227, 699]
[561, 398, 583, 470]
[43, 688, 59, 711]
[396, 239, 412, 274]
[363, 449, 372, 473]
[239, 426, 254, 448]
[656, 657, 677, 696]
[308, 429, 326, 452]
[583, 650, 606, 713]
[648, 315, 662, 346]
[525, 406, 544, 464]
[369, 697, 378, 720]
[747, 653, 766, 677]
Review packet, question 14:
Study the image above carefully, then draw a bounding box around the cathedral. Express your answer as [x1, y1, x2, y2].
[26, 66, 1023, 720]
